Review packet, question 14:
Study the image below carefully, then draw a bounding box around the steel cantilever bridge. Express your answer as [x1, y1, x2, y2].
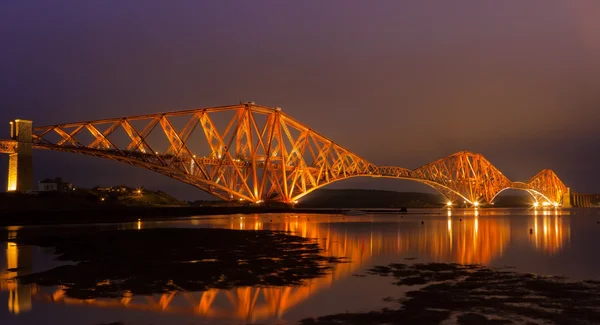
[2, 103, 569, 206]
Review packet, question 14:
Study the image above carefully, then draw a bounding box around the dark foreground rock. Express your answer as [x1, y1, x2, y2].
[5, 228, 341, 299]
[302, 263, 600, 325]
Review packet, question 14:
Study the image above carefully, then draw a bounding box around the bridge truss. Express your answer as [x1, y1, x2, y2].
[26, 103, 567, 205]
[0, 140, 17, 154]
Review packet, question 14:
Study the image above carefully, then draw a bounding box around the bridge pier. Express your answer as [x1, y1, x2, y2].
[564, 188, 595, 208]
[562, 188, 572, 208]
[6, 120, 33, 192]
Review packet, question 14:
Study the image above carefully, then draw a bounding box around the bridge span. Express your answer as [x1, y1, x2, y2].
[0, 103, 588, 207]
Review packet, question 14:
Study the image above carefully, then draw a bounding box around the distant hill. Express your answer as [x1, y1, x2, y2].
[0, 186, 541, 212]
[296, 189, 445, 208]
[113, 189, 187, 207]
[85, 186, 188, 207]
[490, 195, 533, 207]
[0, 186, 188, 212]
[295, 189, 537, 208]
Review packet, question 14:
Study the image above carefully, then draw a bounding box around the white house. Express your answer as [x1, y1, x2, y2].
[38, 178, 73, 192]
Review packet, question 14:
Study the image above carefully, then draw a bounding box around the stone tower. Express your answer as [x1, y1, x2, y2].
[7, 120, 33, 192]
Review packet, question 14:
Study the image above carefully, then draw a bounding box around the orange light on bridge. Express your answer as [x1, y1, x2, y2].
[23, 104, 570, 204]
[7, 158, 17, 192]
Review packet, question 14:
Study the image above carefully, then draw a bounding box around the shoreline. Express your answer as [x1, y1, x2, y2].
[0, 206, 418, 227]
[1, 205, 579, 227]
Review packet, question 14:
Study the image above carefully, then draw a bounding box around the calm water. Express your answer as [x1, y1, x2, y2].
[1, 208, 600, 325]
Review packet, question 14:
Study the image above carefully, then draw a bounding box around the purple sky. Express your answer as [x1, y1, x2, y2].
[1, 1, 600, 200]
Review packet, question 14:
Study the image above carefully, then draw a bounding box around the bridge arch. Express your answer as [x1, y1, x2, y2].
[489, 187, 554, 206]
[288, 175, 474, 206]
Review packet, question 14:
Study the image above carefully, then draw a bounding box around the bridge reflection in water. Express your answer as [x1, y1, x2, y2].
[1, 212, 570, 322]
[0, 226, 34, 315]
[529, 210, 571, 255]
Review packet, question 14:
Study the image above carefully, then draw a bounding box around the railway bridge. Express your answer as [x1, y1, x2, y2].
[0, 103, 588, 207]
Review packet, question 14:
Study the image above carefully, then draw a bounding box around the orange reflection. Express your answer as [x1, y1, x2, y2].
[529, 212, 570, 254]
[5, 212, 572, 322]
[0, 226, 33, 315]
[23, 214, 517, 323]
[389, 217, 510, 264]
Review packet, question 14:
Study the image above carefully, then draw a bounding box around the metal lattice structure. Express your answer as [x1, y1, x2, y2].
[21, 103, 568, 205]
[525, 169, 568, 204]
[0, 140, 17, 154]
[411, 151, 514, 204]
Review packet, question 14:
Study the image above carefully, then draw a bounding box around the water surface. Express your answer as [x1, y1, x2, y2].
[1, 208, 599, 325]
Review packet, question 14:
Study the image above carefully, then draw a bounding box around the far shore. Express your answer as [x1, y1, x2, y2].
[0, 206, 418, 227]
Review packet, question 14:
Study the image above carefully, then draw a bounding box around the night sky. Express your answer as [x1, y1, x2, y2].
[1, 1, 599, 200]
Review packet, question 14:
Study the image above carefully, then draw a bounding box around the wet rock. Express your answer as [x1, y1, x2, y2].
[8, 228, 341, 299]
[302, 263, 600, 325]
[457, 313, 511, 325]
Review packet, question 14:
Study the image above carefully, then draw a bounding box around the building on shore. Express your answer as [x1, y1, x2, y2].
[38, 177, 73, 192]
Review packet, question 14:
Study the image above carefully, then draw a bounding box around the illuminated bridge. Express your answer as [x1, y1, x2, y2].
[0, 103, 589, 206]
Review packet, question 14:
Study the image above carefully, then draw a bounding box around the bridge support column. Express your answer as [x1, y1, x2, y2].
[586, 196, 591, 208]
[562, 188, 572, 208]
[7, 120, 33, 192]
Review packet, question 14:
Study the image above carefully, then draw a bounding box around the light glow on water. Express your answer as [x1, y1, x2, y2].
[0, 208, 589, 325]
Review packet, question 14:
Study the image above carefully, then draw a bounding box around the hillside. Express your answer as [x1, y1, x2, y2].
[295, 189, 537, 208]
[490, 195, 534, 207]
[0, 186, 187, 212]
[296, 189, 445, 208]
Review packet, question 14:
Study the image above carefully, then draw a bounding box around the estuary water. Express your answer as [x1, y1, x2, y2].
[1, 208, 600, 325]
